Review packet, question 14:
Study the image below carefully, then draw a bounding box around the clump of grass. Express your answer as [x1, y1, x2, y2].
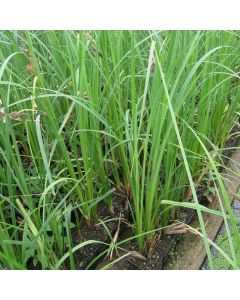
[0, 30, 240, 269]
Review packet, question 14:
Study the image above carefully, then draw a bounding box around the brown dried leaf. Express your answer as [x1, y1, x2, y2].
[206, 194, 214, 204]
[26, 64, 35, 75]
[184, 187, 192, 201]
[130, 251, 146, 261]
[106, 213, 122, 260]
[164, 223, 188, 235]
[147, 233, 160, 259]
[10, 112, 29, 120]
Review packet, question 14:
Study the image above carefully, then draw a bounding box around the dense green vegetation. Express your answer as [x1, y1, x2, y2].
[0, 30, 240, 269]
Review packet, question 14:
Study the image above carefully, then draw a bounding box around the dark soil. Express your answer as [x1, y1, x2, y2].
[97, 206, 196, 270]
[27, 194, 129, 270]
[67, 194, 129, 269]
